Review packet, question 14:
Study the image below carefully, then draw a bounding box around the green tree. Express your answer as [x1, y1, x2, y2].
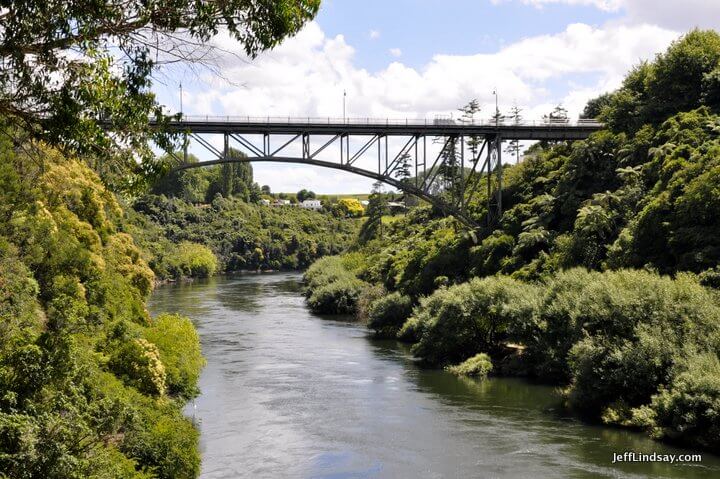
[459, 99, 483, 157]
[358, 186, 388, 244]
[544, 104, 568, 122]
[151, 153, 211, 203]
[206, 148, 254, 201]
[0, 0, 320, 192]
[582, 92, 613, 119]
[297, 189, 316, 202]
[505, 104, 523, 164]
[394, 153, 412, 184]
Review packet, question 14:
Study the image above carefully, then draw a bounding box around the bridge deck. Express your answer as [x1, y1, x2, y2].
[164, 116, 603, 140]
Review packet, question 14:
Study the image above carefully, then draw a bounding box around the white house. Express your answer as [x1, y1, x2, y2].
[272, 199, 291, 206]
[259, 199, 271, 206]
[301, 199, 322, 211]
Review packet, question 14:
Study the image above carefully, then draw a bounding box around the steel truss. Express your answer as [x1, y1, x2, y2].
[169, 130, 514, 229]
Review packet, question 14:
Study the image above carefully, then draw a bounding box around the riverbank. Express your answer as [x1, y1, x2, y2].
[303, 254, 720, 454]
[149, 272, 720, 478]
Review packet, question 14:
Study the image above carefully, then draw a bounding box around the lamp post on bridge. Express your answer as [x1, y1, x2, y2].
[493, 87, 499, 128]
[343, 89, 347, 123]
[180, 82, 188, 163]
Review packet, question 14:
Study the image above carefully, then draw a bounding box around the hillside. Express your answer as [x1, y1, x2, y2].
[303, 29, 720, 453]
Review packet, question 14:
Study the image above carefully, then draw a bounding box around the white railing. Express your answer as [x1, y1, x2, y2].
[173, 115, 603, 128]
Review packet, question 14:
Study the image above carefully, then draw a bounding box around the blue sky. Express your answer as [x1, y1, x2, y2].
[156, 0, 719, 193]
[315, 0, 619, 72]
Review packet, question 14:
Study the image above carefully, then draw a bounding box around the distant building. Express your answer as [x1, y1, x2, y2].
[387, 201, 407, 214]
[301, 199, 322, 211]
[360, 200, 369, 206]
[272, 199, 291, 206]
[259, 199, 271, 206]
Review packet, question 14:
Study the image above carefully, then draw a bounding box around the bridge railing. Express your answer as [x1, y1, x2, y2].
[174, 115, 603, 128]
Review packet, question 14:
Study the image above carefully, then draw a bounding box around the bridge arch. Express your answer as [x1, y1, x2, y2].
[158, 116, 600, 229]
[171, 155, 480, 227]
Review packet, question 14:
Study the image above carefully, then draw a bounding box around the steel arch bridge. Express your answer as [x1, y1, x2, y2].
[161, 116, 602, 228]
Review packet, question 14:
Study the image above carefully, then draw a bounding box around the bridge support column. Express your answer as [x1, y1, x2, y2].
[486, 138, 493, 226]
[496, 134, 503, 219]
[302, 133, 310, 159]
[485, 134, 504, 226]
[223, 133, 229, 159]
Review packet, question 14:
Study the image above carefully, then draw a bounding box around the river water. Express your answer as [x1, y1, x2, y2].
[148, 272, 720, 479]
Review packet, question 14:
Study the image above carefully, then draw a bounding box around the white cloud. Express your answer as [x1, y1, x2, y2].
[622, 0, 720, 31]
[389, 48, 402, 57]
[177, 21, 677, 193]
[491, 0, 622, 11]
[369, 29, 380, 40]
[494, 0, 720, 30]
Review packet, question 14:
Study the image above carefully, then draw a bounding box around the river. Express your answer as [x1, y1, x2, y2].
[148, 272, 720, 479]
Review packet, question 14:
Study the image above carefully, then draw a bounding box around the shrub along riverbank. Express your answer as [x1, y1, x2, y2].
[127, 173, 360, 282]
[304, 30, 720, 454]
[0, 141, 205, 477]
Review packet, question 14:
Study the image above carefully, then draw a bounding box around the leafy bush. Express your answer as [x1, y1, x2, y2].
[306, 276, 367, 314]
[164, 241, 218, 279]
[108, 338, 167, 396]
[527, 269, 720, 386]
[469, 231, 514, 275]
[144, 314, 205, 400]
[643, 353, 720, 453]
[446, 353, 493, 378]
[367, 292, 413, 338]
[333, 198, 364, 217]
[407, 276, 540, 366]
[700, 266, 720, 289]
[355, 283, 385, 323]
[304, 256, 351, 293]
[122, 400, 201, 479]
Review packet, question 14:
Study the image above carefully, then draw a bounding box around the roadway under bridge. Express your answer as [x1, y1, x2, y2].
[159, 116, 603, 228]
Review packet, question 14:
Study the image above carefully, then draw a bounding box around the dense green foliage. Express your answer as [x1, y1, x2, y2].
[130, 194, 359, 278]
[367, 292, 413, 338]
[0, 1, 324, 476]
[151, 150, 260, 204]
[0, 143, 203, 477]
[447, 353, 493, 378]
[126, 146, 359, 279]
[399, 276, 539, 366]
[304, 30, 720, 453]
[144, 314, 205, 400]
[162, 242, 219, 280]
[304, 256, 368, 314]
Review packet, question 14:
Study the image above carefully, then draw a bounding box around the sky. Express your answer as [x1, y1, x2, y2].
[152, 0, 720, 194]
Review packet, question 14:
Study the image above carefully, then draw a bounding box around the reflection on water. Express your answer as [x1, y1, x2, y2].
[148, 272, 720, 479]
